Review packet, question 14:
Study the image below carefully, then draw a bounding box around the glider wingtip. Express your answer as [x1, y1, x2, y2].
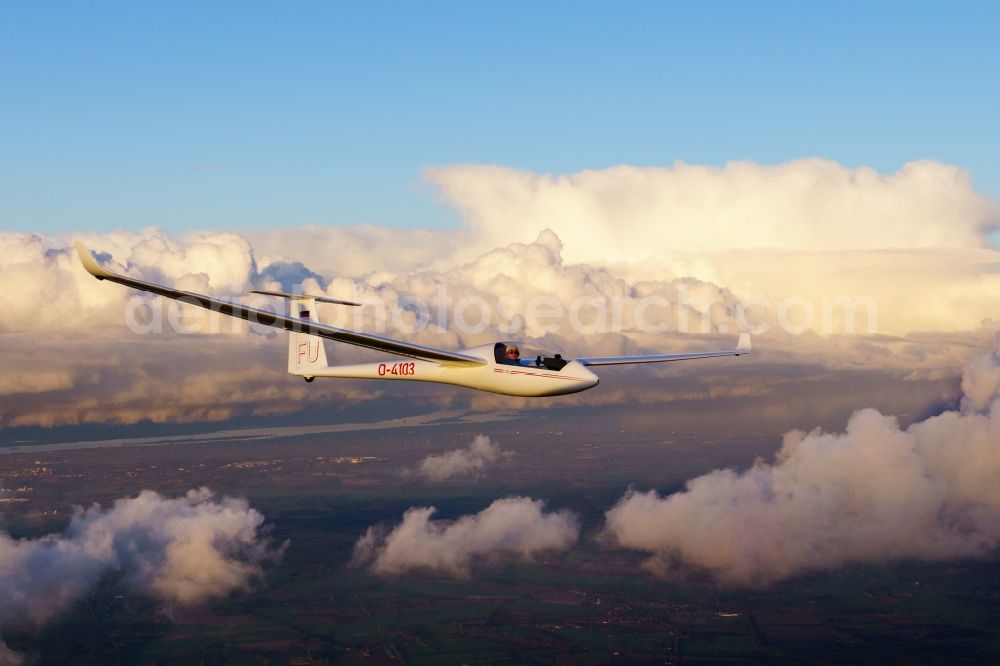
[75, 241, 110, 279]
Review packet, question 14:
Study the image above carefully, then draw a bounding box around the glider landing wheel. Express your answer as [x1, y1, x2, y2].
[304, 377, 315, 383]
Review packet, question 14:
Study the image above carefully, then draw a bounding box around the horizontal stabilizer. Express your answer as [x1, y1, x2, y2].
[250, 289, 361, 306]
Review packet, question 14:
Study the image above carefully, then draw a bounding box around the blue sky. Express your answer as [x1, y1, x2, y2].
[1, 1, 998, 234]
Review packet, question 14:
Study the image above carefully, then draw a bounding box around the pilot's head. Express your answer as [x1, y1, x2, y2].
[505, 345, 520, 360]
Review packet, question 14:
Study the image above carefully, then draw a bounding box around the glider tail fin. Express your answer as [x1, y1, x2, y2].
[287, 297, 329, 378]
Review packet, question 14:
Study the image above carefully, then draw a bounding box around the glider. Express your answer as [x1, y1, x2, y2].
[77, 243, 750, 397]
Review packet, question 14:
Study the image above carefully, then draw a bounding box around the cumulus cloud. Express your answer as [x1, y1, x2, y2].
[412, 434, 512, 481]
[960, 335, 1000, 411]
[352, 497, 579, 577]
[249, 224, 463, 278]
[428, 161, 1000, 336]
[603, 337, 1000, 585]
[427, 159, 999, 260]
[0, 231, 259, 335]
[0, 488, 279, 632]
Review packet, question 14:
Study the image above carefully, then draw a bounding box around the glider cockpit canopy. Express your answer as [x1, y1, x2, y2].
[493, 341, 569, 371]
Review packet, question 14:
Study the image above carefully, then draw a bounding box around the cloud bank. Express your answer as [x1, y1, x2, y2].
[2, 159, 998, 427]
[426, 159, 998, 260]
[0, 488, 279, 632]
[352, 497, 579, 577]
[413, 434, 512, 481]
[604, 336, 1000, 585]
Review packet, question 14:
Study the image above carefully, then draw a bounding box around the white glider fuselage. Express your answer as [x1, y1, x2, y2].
[296, 343, 599, 397]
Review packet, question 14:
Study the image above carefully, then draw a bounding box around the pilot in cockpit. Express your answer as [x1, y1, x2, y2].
[504, 344, 521, 365]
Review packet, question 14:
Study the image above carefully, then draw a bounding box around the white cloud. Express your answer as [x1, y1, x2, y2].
[413, 434, 512, 481]
[961, 334, 1000, 411]
[352, 497, 579, 577]
[0, 488, 280, 630]
[426, 159, 998, 260]
[248, 224, 463, 278]
[426, 161, 1000, 336]
[603, 337, 1000, 585]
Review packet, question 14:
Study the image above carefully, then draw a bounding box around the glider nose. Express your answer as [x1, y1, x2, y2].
[578, 363, 600, 389]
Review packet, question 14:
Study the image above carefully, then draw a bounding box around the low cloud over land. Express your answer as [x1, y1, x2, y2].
[0, 488, 279, 633]
[604, 337, 1000, 585]
[412, 434, 512, 481]
[352, 497, 579, 577]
